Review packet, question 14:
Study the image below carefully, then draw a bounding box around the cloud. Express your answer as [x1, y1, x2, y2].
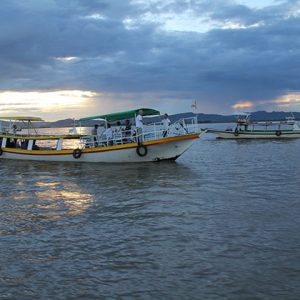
[0, 0, 300, 117]
[272, 91, 300, 110]
[232, 91, 300, 111]
[232, 101, 254, 110]
[0, 90, 97, 120]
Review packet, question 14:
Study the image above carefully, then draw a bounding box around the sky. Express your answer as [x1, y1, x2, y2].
[0, 0, 300, 120]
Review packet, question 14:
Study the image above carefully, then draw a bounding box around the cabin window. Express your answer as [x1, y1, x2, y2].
[32, 140, 40, 150]
[5, 138, 18, 148]
[36, 140, 57, 150]
[21, 140, 29, 149]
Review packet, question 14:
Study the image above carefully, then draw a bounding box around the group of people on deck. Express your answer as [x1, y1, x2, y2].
[136, 110, 171, 138]
[91, 110, 171, 146]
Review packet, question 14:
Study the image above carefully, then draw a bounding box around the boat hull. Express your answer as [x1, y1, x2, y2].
[207, 129, 300, 139]
[0, 134, 199, 163]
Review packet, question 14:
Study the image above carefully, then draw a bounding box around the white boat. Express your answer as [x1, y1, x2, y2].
[206, 114, 300, 139]
[0, 108, 202, 163]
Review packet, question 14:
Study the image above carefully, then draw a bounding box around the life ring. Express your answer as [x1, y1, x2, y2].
[73, 148, 82, 159]
[234, 129, 239, 136]
[136, 145, 148, 157]
[275, 130, 282, 137]
[0, 148, 2, 156]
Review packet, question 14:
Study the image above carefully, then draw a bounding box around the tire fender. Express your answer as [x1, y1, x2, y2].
[136, 145, 148, 157]
[73, 148, 82, 159]
[234, 129, 239, 136]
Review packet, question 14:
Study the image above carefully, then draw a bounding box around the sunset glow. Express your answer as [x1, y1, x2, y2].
[232, 92, 300, 112]
[1, 0, 300, 117]
[0, 90, 98, 120]
[232, 101, 254, 110]
[273, 92, 300, 105]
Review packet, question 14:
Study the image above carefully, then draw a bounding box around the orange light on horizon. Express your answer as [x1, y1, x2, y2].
[273, 92, 300, 105]
[232, 101, 254, 110]
[0, 90, 98, 120]
[232, 92, 300, 112]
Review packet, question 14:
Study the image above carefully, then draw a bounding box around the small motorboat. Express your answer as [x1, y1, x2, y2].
[205, 113, 300, 139]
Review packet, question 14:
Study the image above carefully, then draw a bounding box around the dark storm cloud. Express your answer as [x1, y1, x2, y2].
[0, 0, 129, 62]
[0, 0, 300, 112]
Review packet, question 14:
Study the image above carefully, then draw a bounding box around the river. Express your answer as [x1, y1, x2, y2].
[0, 125, 300, 299]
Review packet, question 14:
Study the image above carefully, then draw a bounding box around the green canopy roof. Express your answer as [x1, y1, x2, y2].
[79, 108, 160, 122]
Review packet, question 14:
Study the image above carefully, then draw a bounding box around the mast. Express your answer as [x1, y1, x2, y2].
[191, 100, 198, 113]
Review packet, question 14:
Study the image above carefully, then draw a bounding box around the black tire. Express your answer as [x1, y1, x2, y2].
[136, 145, 148, 157]
[73, 148, 82, 159]
[234, 129, 239, 136]
[0, 148, 2, 156]
[275, 130, 282, 137]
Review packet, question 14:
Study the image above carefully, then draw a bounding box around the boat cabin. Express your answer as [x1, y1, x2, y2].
[79, 108, 198, 148]
[233, 113, 300, 133]
[0, 116, 81, 151]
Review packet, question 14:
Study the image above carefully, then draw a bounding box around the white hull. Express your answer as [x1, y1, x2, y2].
[0, 135, 198, 163]
[207, 130, 300, 139]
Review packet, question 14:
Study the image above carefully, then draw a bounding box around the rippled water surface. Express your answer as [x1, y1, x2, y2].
[1, 127, 300, 299]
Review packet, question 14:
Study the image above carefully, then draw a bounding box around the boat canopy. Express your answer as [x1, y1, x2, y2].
[0, 116, 44, 122]
[79, 108, 160, 122]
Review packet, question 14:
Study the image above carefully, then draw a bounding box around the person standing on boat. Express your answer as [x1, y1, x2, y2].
[12, 124, 18, 134]
[91, 124, 98, 135]
[162, 113, 171, 137]
[123, 119, 132, 143]
[104, 123, 113, 146]
[135, 109, 144, 144]
[97, 124, 104, 136]
[124, 119, 132, 134]
[91, 124, 99, 146]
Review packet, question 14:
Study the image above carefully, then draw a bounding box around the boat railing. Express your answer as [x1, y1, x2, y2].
[241, 119, 300, 131]
[0, 126, 22, 135]
[80, 116, 199, 148]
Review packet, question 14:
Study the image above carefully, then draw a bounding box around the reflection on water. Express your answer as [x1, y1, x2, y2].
[0, 159, 197, 233]
[1, 132, 300, 299]
[35, 189, 94, 215]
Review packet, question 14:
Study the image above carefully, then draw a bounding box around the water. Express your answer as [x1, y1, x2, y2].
[1, 126, 300, 299]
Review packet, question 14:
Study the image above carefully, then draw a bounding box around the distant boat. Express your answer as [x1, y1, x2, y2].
[0, 108, 203, 163]
[205, 113, 300, 139]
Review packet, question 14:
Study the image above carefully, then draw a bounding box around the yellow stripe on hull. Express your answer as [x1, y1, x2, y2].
[2, 134, 199, 162]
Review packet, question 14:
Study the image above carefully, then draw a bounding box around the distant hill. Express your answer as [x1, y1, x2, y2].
[40, 118, 77, 128]
[32, 111, 300, 127]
